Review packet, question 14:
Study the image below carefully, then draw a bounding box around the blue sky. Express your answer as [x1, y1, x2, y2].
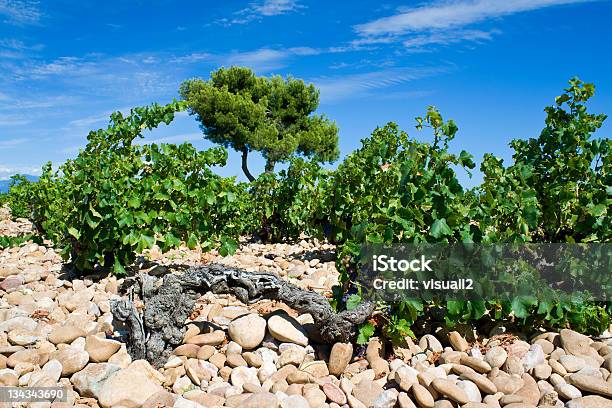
[1, 0, 611, 185]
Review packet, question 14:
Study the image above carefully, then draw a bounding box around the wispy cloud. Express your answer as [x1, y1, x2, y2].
[66, 113, 110, 129]
[313, 66, 449, 103]
[0, 38, 43, 59]
[225, 48, 288, 70]
[171, 52, 212, 64]
[0, 138, 27, 148]
[223, 46, 320, 72]
[0, 0, 41, 25]
[64, 106, 134, 130]
[354, 0, 595, 50]
[356, 0, 593, 36]
[219, 0, 303, 25]
[28, 56, 86, 76]
[0, 95, 79, 110]
[403, 29, 499, 50]
[252, 0, 302, 16]
[0, 113, 30, 126]
[14, 53, 178, 98]
[0, 164, 41, 179]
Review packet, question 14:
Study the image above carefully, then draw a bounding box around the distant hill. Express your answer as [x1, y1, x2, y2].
[0, 175, 39, 193]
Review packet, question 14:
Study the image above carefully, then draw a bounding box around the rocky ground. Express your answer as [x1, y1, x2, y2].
[0, 208, 611, 408]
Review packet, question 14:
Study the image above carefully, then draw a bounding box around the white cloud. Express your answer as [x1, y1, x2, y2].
[0, 164, 41, 179]
[171, 52, 212, 64]
[18, 54, 177, 98]
[0, 138, 27, 148]
[0, 95, 79, 110]
[66, 114, 110, 129]
[0, 38, 43, 59]
[355, 0, 594, 37]
[0, 0, 41, 25]
[220, 0, 303, 25]
[225, 48, 287, 71]
[253, 0, 301, 16]
[0, 113, 30, 126]
[223, 47, 321, 72]
[313, 67, 448, 103]
[351, 0, 597, 52]
[403, 29, 499, 50]
[65, 106, 135, 130]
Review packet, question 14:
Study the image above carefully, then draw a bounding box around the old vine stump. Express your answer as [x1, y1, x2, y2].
[111, 263, 374, 367]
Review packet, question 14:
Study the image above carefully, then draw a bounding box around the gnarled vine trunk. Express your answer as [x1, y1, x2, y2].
[111, 263, 374, 367]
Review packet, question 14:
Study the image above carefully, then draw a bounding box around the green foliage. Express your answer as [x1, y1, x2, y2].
[23, 101, 252, 274]
[319, 108, 477, 269]
[5, 76, 608, 338]
[319, 79, 609, 340]
[2, 175, 35, 219]
[480, 78, 610, 243]
[0, 234, 42, 249]
[356, 321, 375, 345]
[249, 158, 328, 241]
[180, 66, 339, 180]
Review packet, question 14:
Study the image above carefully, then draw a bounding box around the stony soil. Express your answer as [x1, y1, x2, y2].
[1, 208, 611, 408]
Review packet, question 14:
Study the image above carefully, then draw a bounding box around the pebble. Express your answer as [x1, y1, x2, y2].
[560, 329, 592, 356]
[413, 383, 435, 408]
[228, 314, 267, 350]
[304, 387, 326, 406]
[533, 363, 552, 379]
[267, 314, 309, 346]
[569, 373, 612, 397]
[420, 335, 444, 353]
[98, 364, 164, 407]
[186, 330, 226, 346]
[515, 373, 540, 406]
[242, 392, 277, 408]
[323, 382, 347, 405]
[230, 366, 259, 390]
[460, 355, 491, 373]
[280, 395, 310, 408]
[354, 379, 384, 407]
[554, 382, 582, 400]
[50, 348, 90, 376]
[566, 396, 612, 408]
[432, 378, 470, 405]
[7, 329, 38, 346]
[2, 213, 611, 408]
[459, 371, 497, 394]
[373, 389, 399, 408]
[457, 380, 481, 402]
[85, 335, 122, 363]
[47, 325, 86, 345]
[7, 349, 48, 367]
[559, 355, 587, 372]
[522, 344, 545, 370]
[329, 342, 353, 376]
[448, 332, 469, 351]
[70, 363, 121, 399]
[196, 345, 215, 361]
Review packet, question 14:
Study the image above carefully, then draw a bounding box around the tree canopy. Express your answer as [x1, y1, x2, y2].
[179, 66, 339, 181]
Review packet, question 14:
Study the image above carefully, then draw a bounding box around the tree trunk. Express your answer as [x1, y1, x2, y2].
[110, 263, 375, 367]
[241, 148, 255, 182]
